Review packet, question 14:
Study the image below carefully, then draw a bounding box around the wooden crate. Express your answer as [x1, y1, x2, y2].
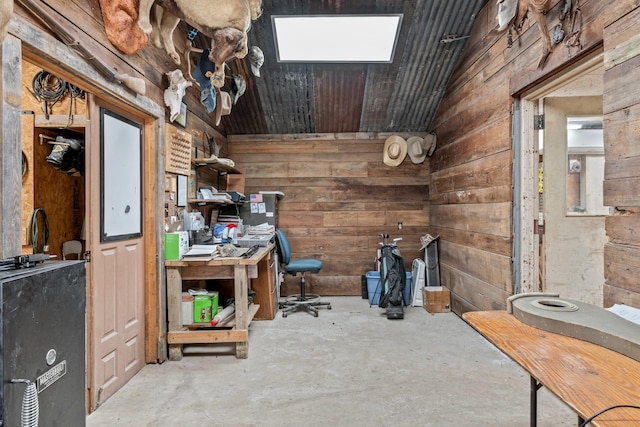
[423, 286, 451, 314]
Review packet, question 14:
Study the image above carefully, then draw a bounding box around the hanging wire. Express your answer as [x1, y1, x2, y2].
[29, 208, 50, 253]
[30, 71, 85, 125]
[65, 82, 85, 128]
[31, 71, 66, 120]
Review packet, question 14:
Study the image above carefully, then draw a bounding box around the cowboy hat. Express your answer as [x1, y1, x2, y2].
[383, 135, 407, 167]
[419, 234, 439, 250]
[425, 132, 437, 157]
[407, 136, 427, 164]
[215, 90, 233, 126]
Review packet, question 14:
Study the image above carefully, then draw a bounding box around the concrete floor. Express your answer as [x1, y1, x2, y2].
[86, 297, 577, 426]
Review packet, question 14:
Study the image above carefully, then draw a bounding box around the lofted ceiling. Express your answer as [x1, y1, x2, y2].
[218, 0, 489, 136]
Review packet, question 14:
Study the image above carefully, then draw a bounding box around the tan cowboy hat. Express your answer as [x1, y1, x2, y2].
[215, 90, 233, 126]
[419, 233, 439, 250]
[407, 136, 426, 164]
[425, 132, 437, 157]
[383, 135, 407, 167]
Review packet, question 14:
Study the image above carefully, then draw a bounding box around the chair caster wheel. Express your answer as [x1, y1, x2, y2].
[313, 311, 318, 317]
[282, 312, 288, 318]
[327, 305, 332, 310]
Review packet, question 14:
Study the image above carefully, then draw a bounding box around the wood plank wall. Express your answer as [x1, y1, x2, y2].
[429, 0, 640, 313]
[227, 134, 431, 297]
[602, 5, 640, 308]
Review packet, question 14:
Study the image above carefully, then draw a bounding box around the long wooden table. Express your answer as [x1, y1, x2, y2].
[165, 243, 275, 360]
[463, 310, 640, 427]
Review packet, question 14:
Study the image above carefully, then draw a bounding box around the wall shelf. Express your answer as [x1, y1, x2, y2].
[192, 157, 241, 175]
[188, 198, 241, 206]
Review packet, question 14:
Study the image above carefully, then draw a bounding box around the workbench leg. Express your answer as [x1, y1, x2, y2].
[531, 376, 542, 427]
[168, 344, 183, 361]
[578, 416, 585, 426]
[166, 268, 184, 361]
[236, 342, 248, 359]
[234, 264, 249, 359]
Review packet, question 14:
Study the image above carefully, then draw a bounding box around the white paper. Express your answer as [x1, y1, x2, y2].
[607, 304, 640, 325]
[184, 245, 218, 257]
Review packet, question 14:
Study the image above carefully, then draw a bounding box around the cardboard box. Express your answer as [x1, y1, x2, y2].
[181, 293, 194, 325]
[423, 286, 451, 313]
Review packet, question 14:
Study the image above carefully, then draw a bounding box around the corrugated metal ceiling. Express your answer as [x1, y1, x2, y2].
[221, 0, 488, 135]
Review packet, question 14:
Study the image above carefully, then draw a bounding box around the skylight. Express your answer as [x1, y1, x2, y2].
[272, 15, 403, 63]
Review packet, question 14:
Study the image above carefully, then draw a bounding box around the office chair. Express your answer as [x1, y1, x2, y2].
[275, 229, 331, 317]
[62, 240, 83, 260]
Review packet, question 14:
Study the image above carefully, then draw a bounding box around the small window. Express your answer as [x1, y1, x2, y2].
[565, 116, 611, 216]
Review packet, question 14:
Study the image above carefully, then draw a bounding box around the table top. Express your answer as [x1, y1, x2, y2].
[463, 310, 640, 426]
[165, 243, 275, 267]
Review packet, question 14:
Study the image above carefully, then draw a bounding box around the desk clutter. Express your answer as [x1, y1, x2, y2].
[165, 206, 275, 261]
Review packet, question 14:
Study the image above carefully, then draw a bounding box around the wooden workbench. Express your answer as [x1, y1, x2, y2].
[165, 243, 275, 360]
[463, 310, 640, 427]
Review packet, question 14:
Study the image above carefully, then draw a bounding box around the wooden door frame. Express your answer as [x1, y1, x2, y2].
[516, 51, 603, 295]
[6, 14, 167, 367]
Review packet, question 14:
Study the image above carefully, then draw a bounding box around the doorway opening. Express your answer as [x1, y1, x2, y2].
[517, 52, 607, 306]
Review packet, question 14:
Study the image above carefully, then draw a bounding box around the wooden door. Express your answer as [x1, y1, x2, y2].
[86, 96, 146, 410]
[542, 96, 606, 305]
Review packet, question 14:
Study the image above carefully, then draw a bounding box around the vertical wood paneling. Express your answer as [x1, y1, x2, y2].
[603, 5, 640, 307]
[429, 19, 514, 312]
[431, 0, 640, 313]
[1, 36, 23, 258]
[229, 134, 431, 296]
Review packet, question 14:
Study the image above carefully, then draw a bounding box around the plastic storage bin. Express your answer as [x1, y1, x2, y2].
[366, 271, 412, 306]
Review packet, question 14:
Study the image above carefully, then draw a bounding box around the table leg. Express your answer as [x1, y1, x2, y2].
[531, 376, 542, 427]
[168, 345, 183, 361]
[166, 267, 184, 361]
[234, 264, 249, 359]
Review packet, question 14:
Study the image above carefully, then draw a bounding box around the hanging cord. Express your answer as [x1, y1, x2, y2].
[31, 71, 67, 120]
[30, 71, 85, 125]
[29, 208, 50, 253]
[65, 82, 85, 128]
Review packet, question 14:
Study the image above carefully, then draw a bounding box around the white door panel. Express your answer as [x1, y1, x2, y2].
[87, 98, 145, 410]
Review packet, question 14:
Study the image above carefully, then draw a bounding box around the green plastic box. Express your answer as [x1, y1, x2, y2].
[165, 232, 188, 260]
[193, 292, 219, 323]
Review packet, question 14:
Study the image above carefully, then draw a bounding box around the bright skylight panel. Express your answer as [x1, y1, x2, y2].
[272, 15, 403, 63]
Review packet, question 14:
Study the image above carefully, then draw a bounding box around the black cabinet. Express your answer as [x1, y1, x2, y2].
[1, 261, 86, 426]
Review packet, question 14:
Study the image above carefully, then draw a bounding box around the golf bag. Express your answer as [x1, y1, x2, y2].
[378, 243, 406, 319]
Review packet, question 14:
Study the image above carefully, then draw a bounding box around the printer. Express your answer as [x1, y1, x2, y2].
[227, 191, 246, 203]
